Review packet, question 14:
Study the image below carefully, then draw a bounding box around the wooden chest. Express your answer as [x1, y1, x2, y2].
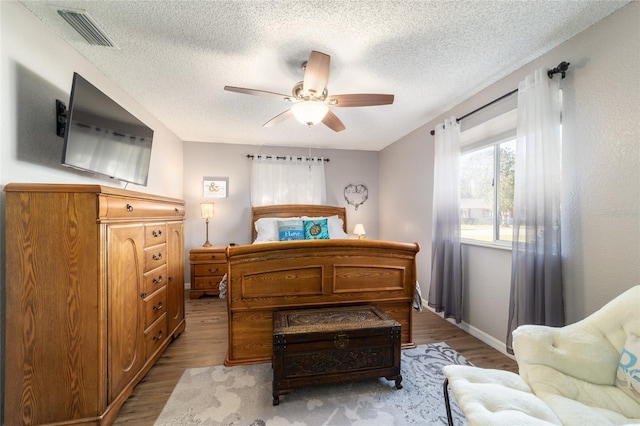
[272, 305, 402, 405]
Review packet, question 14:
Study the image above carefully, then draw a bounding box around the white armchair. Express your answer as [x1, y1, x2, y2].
[443, 285, 640, 426]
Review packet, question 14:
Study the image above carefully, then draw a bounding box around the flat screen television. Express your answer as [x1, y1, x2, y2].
[61, 72, 154, 186]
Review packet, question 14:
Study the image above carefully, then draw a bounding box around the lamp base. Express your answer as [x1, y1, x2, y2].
[202, 218, 212, 247]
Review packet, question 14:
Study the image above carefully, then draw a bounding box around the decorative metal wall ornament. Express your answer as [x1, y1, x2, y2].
[344, 183, 368, 211]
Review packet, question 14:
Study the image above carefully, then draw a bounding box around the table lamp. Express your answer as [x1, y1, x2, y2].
[353, 223, 366, 240]
[200, 202, 215, 247]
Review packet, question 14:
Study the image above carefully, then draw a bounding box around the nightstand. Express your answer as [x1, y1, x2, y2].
[189, 246, 227, 299]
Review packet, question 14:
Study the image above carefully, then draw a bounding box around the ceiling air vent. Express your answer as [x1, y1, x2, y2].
[56, 8, 118, 48]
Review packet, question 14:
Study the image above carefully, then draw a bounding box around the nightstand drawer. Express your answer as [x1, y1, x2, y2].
[194, 275, 224, 291]
[190, 251, 226, 262]
[194, 264, 226, 276]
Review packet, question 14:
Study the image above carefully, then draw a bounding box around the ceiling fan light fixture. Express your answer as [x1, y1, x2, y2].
[291, 101, 329, 126]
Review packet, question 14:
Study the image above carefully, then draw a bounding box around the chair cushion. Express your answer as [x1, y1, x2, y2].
[443, 365, 562, 426]
[522, 363, 640, 420]
[616, 332, 640, 403]
[537, 392, 640, 426]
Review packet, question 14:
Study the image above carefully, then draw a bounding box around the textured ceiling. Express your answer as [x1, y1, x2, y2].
[20, 0, 628, 151]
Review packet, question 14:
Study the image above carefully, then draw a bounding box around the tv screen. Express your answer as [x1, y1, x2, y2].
[62, 72, 154, 186]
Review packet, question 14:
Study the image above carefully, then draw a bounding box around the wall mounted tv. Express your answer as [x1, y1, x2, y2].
[60, 72, 154, 186]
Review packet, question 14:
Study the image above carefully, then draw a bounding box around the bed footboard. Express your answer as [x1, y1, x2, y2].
[224, 239, 420, 366]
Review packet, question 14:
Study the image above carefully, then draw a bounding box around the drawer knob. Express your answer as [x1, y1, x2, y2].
[152, 330, 163, 341]
[152, 301, 163, 311]
[174, 208, 180, 214]
[152, 253, 163, 260]
[152, 230, 163, 237]
[208, 268, 219, 273]
[140, 292, 147, 298]
[153, 275, 163, 284]
[125, 204, 134, 212]
[168, 276, 173, 282]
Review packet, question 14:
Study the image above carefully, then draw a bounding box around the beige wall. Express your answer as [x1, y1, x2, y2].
[380, 2, 640, 352]
[0, 2, 184, 197]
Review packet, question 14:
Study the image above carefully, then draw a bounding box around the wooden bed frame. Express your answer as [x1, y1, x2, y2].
[224, 204, 420, 366]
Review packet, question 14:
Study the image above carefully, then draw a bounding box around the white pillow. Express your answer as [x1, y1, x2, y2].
[253, 217, 279, 243]
[254, 217, 304, 243]
[302, 215, 348, 239]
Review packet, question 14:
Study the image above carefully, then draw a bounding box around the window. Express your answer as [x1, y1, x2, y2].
[460, 138, 515, 244]
[458, 102, 517, 245]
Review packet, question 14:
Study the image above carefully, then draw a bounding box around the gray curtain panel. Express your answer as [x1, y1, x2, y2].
[429, 117, 464, 323]
[507, 68, 565, 353]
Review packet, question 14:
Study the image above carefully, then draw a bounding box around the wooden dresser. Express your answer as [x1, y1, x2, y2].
[189, 246, 227, 299]
[4, 184, 186, 426]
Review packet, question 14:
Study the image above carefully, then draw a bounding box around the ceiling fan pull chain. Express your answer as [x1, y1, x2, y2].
[307, 132, 312, 170]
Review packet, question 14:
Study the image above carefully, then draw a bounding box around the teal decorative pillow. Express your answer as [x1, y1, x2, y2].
[277, 219, 304, 241]
[303, 219, 329, 240]
[615, 332, 640, 402]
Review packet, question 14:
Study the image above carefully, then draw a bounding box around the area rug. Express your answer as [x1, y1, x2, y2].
[155, 342, 472, 425]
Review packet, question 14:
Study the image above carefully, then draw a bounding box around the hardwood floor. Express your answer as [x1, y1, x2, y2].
[114, 293, 518, 424]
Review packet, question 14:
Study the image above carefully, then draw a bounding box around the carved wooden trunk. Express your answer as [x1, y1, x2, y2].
[272, 305, 402, 405]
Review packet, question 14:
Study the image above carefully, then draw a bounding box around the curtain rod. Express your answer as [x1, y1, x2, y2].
[246, 154, 330, 162]
[429, 61, 570, 136]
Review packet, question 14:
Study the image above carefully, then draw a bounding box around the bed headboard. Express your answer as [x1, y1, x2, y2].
[251, 204, 347, 242]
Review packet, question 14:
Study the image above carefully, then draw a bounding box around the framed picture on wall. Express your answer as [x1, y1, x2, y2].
[203, 177, 228, 198]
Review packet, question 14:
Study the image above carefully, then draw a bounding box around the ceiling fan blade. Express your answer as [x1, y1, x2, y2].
[302, 51, 330, 97]
[327, 94, 394, 107]
[263, 109, 294, 127]
[322, 110, 346, 132]
[224, 86, 292, 101]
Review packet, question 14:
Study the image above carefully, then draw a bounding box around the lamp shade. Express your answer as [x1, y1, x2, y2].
[200, 202, 215, 218]
[353, 223, 366, 236]
[291, 101, 329, 125]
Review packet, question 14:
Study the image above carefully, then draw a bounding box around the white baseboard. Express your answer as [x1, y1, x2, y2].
[424, 305, 515, 360]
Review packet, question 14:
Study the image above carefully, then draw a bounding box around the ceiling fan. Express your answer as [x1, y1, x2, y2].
[224, 50, 394, 132]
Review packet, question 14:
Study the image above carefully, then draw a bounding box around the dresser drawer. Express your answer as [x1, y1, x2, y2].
[144, 244, 166, 271]
[98, 195, 185, 220]
[194, 275, 224, 291]
[144, 223, 167, 246]
[145, 314, 167, 359]
[194, 263, 226, 277]
[144, 287, 167, 328]
[144, 264, 167, 295]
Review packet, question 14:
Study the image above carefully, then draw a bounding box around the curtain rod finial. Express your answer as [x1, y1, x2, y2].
[548, 61, 570, 79]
